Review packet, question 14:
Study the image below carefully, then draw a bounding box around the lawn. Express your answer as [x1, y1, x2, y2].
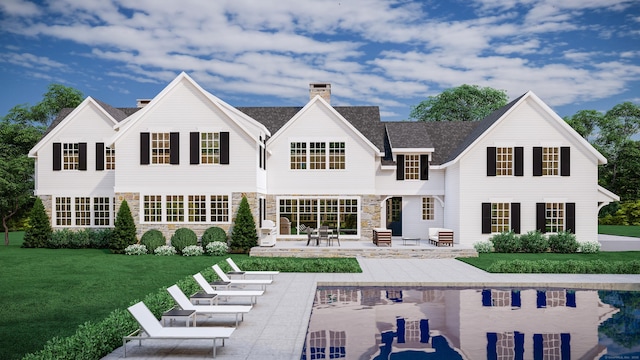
[458, 251, 640, 271]
[0, 232, 359, 360]
[599, 225, 640, 237]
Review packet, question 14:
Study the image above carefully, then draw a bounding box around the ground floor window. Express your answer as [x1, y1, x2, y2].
[545, 203, 564, 233]
[492, 203, 510, 233]
[422, 197, 434, 220]
[142, 194, 230, 224]
[54, 196, 114, 227]
[278, 197, 359, 236]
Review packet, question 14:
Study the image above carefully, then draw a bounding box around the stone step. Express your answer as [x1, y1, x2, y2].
[249, 246, 478, 259]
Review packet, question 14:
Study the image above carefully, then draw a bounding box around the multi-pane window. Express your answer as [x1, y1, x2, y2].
[329, 330, 346, 359]
[75, 197, 91, 226]
[290, 142, 307, 169]
[210, 195, 229, 222]
[93, 197, 111, 226]
[545, 290, 567, 307]
[151, 132, 171, 164]
[496, 332, 516, 360]
[496, 147, 513, 176]
[490, 290, 511, 307]
[541, 334, 561, 359]
[166, 195, 184, 222]
[105, 146, 115, 170]
[144, 195, 162, 222]
[309, 330, 326, 360]
[188, 195, 207, 222]
[329, 142, 345, 169]
[309, 142, 326, 169]
[63, 143, 79, 170]
[404, 154, 420, 180]
[545, 203, 564, 233]
[543, 147, 559, 175]
[491, 203, 510, 233]
[279, 197, 359, 236]
[55, 197, 72, 226]
[422, 197, 434, 220]
[201, 132, 220, 164]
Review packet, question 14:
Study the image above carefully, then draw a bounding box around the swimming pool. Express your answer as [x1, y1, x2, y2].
[301, 286, 640, 359]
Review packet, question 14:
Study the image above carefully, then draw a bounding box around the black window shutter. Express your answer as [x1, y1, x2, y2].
[420, 154, 429, 180]
[565, 202, 575, 233]
[53, 143, 62, 171]
[140, 133, 150, 165]
[511, 203, 521, 234]
[561, 147, 570, 176]
[220, 132, 230, 164]
[258, 137, 262, 169]
[536, 203, 546, 233]
[487, 147, 496, 176]
[169, 132, 180, 164]
[514, 147, 523, 176]
[78, 143, 87, 171]
[482, 203, 492, 234]
[190, 132, 199, 165]
[533, 147, 542, 176]
[396, 155, 405, 180]
[96, 143, 104, 171]
[263, 146, 267, 170]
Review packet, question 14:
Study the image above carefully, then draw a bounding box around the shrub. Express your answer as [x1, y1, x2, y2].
[230, 196, 258, 252]
[154, 245, 177, 256]
[548, 231, 579, 253]
[110, 200, 137, 254]
[170, 228, 198, 254]
[22, 197, 52, 248]
[181, 245, 204, 256]
[579, 241, 601, 254]
[489, 231, 520, 253]
[519, 230, 548, 253]
[206, 241, 229, 256]
[91, 228, 113, 249]
[48, 228, 71, 248]
[124, 244, 148, 255]
[140, 229, 166, 253]
[201, 226, 227, 248]
[473, 240, 493, 253]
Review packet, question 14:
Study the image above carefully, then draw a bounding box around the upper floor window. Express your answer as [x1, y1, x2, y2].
[543, 147, 559, 175]
[105, 146, 115, 170]
[63, 143, 79, 170]
[189, 131, 229, 165]
[396, 154, 429, 181]
[151, 133, 171, 164]
[329, 142, 345, 169]
[309, 142, 326, 169]
[290, 142, 307, 169]
[496, 147, 513, 176]
[290, 141, 346, 170]
[404, 154, 421, 180]
[422, 197, 434, 220]
[487, 147, 523, 176]
[534, 146, 570, 176]
[201, 132, 220, 164]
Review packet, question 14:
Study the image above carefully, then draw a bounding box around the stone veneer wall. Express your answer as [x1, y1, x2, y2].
[39, 195, 53, 224]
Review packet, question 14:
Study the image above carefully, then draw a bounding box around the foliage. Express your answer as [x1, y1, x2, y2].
[563, 109, 602, 139]
[21, 197, 52, 248]
[206, 241, 229, 256]
[600, 200, 640, 226]
[181, 245, 204, 256]
[485, 259, 640, 274]
[154, 245, 177, 256]
[547, 231, 579, 253]
[110, 200, 137, 254]
[599, 291, 640, 348]
[5, 84, 84, 127]
[170, 228, 198, 253]
[472, 240, 493, 253]
[201, 226, 228, 247]
[489, 230, 521, 253]
[124, 244, 148, 255]
[519, 230, 548, 253]
[139, 229, 166, 253]
[230, 196, 258, 252]
[409, 84, 508, 122]
[579, 241, 601, 254]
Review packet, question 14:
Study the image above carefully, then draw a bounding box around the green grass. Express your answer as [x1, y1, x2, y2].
[0, 232, 360, 360]
[459, 251, 640, 271]
[599, 225, 640, 237]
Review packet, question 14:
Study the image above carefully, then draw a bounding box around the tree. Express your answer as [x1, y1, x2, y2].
[230, 196, 258, 253]
[410, 84, 508, 122]
[5, 84, 84, 127]
[110, 200, 137, 254]
[563, 109, 603, 139]
[22, 197, 52, 248]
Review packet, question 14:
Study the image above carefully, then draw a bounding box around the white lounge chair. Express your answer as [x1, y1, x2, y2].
[226, 258, 279, 280]
[193, 273, 264, 304]
[166, 285, 252, 326]
[212, 264, 272, 291]
[124, 301, 234, 358]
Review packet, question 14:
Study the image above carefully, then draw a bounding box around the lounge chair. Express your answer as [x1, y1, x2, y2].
[123, 301, 234, 358]
[226, 258, 279, 280]
[193, 273, 264, 304]
[166, 285, 251, 326]
[212, 264, 272, 291]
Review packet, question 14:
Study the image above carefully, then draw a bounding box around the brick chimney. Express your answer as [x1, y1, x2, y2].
[309, 83, 331, 103]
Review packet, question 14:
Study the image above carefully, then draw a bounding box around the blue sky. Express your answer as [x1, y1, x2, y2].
[1, 0, 639, 121]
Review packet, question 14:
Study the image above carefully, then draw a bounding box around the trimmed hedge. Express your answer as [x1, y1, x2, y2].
[487, 259, 640, 274]
[140, 229, 166, 253]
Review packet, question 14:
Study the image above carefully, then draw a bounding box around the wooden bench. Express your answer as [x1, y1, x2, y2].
[428, 228, 454, 247]
[372, 228, 392, 247]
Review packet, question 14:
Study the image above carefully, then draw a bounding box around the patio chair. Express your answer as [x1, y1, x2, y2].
[166, 285, 252, 327]
[306, 227, 318, 246]
[318, 226, 329, 246]
[193, 273, 263, 304]
[226, 258, 279, 280]
[212, 264, 272, 291]
[123, 301, 235, 358]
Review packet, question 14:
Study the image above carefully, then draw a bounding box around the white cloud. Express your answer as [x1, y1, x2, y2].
[0, 0, 41, 16]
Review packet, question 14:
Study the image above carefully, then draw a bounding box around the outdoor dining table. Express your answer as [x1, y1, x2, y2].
[310, 228, 337, 246]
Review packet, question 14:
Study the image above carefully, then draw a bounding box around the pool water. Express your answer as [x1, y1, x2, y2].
[301, 286, 640, 360]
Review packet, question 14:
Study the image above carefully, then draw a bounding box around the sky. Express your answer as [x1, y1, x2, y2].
[0, 0, 639, 121]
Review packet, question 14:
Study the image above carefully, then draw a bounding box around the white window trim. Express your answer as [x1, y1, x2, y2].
[276, 195, 361, 239]
[139, 194, 232, 224]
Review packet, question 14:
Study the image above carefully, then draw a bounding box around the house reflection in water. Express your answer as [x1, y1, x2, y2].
[301, 287, 619, 360]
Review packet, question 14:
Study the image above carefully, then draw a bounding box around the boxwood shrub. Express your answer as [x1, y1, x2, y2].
[489, 231, 521, 253]
[201, 226, 227, 248]
[140, 229, 166, 253]
[548, 231, 579, 253]
[170, 228, 198, 254]
[519, 230, 548, 253]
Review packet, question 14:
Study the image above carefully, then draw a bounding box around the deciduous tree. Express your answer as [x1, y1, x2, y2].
[410, 84, 508, 122]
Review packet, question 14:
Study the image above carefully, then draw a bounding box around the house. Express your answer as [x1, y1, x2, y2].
[28, 72, 619, 245]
